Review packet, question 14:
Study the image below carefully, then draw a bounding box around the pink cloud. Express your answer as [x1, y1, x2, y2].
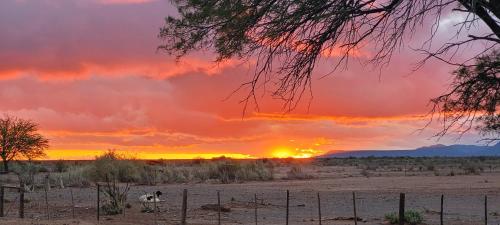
[0, 0, 486, 158]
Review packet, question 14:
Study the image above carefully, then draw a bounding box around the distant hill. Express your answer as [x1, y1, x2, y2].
[320, 142, 500, 158]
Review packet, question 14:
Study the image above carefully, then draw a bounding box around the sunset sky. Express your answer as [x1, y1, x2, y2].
[0, 0, 487, 159]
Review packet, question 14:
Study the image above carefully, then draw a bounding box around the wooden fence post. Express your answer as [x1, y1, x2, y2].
[70, 188, 75, 219]
[181, 189, 187, 225]
[399, 193, 405, 225]
[484, 195, 488, 225]
[44, 182, 49, 220]
[154, 191, 158, 225]
[352, 192, 358, 225]
[254, 193, 258, 225]
[286, 190, 289, 225]
[97, 184, 100, 221]
[440, 194, 444, 225]
[317, 192, 322, 225]
[217, 191, 221, 225]
[19, 188, 24, 218]
[0, 186, 4, 217]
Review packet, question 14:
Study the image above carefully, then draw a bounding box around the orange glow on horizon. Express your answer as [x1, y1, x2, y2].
[45, 149, 254, 160]
[271, 147, 321, 159]
[43, 147, 325, 160]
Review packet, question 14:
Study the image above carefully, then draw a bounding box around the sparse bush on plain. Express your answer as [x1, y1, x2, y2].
[461, 161, 483, 175]
[54, 160, 68, 173]
[100, 178, 130, 215]
[286, 165, 313, 180]
[60, 152, 275, 185]
[385, 210, 424, 225]
[154, 160, 274, 184]
[11, 161, 40, 190]
[86, 150, 144, 183]
[360, 168, 370, 177]
[61, 165, 92, 187]
[425, 163, 435, 171]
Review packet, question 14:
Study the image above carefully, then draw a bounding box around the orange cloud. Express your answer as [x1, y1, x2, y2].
[0, 0, 484, 160]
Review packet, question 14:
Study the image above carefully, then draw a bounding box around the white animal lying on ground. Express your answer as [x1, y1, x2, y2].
[139, 191, 162, 203]
[139, 191, 163, 213]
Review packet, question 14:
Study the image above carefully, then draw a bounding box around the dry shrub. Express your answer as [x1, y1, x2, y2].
[11, 162, 38, 189]
[101, 177, 130, 215]
[461, 161, 483, 175]
[86, 150, 144, 183]
[54, 160, 68, 172]
[60, 150, 146, 186]
[286, 165, 313, 180]
[360, 168, 370, 177]
[61, 165, 92, 187]
[158, 160, 274, 183]
[62, 156, 274, 185]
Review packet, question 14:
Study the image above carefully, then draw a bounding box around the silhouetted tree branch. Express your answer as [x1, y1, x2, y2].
[429, 50, 499, 141]
[159, 0, 499, 139]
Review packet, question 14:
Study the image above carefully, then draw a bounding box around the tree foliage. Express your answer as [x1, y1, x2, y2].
[159, 0, 499, 139]
[0, 115, 49, 172]
[431, 50, 499, 141]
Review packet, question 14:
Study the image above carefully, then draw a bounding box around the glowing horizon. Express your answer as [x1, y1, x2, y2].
[44, 149, 255, 160]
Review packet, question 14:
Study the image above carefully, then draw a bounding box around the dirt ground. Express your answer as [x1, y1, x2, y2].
[1, 164, 500, 225]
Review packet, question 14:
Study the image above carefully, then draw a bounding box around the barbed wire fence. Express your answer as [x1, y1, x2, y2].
[1, 183, 499, 225]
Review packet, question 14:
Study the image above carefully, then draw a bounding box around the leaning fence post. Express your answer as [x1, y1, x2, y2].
[254, 193, 258, 225]
[0, 186, 4, 217]
[217, 191, 221, 225]
[181, 189, 187, 225]
[352, 192, 357, 225]
[440, 194, 444, 225]
[399, 193, 405, 225]
[97, 184, 100, 221]
[317, 192, 322, 225]
[484, 195, 488, 225]
[19, 188, 24, 218]
[286, 190, 289, 225]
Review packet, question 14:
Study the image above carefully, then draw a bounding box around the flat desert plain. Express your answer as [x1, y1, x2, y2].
[0, 159, 499, 225]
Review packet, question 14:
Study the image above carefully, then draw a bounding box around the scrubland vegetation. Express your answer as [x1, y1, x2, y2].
[317, 156, 497, 178]
[1, 154, 499, 224]
[5, 151, 276, 188]
[2, 154, 499, 190]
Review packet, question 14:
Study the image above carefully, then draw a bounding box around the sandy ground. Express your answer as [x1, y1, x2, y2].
[1, 171, 500, 225]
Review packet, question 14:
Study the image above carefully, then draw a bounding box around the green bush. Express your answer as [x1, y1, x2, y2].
[385, 210, 424, 225]
[385, 212, 399, 224]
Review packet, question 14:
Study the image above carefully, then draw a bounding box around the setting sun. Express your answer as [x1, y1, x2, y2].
[271, 148, 294, 158]
[271, 147, 321, 158]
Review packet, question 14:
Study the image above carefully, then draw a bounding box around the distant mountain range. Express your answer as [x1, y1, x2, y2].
[321, 142, 500, 158]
